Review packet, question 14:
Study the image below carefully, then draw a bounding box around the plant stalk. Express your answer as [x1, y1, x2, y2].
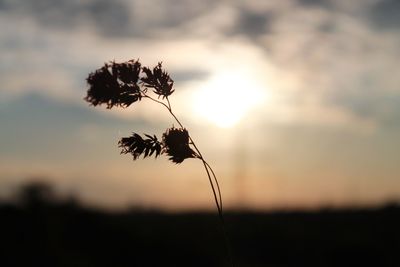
[144, 93, 234, 267]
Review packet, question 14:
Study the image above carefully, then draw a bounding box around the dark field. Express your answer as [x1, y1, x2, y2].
[1, 184, 399, 267]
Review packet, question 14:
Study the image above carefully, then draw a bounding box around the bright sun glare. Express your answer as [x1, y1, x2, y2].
[193, 70, 266, 128]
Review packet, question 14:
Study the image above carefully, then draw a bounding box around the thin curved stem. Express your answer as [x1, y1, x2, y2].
[204, 161, 223, 212]
[164, 99, 224, 213]
[201, 159, 222, 215]
[143, 95, 170, 110]
[166, 97, 172, 110]
[144, 93, 233, 267]
[145, 94, 223, 210]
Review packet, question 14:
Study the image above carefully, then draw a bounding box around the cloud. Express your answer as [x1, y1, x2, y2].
[0, 93, 155, 162]
[2, 0, 400, 210]
[219, 0, 400, 131]
[172, 69, 209, 83]
[0, 0, 221, 38]
[231, 9, 273, 38]
[368, 0, 400, 30]
[0, 0, 131, 36]
[2, 0, 400, 132]
[295, 0, 333, 8]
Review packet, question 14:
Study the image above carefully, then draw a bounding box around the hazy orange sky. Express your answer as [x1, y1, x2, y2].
[1, 0, 400, 210]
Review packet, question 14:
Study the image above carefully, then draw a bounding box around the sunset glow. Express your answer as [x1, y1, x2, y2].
[192, 70, 266, 127]
[1, 0, 400, 211]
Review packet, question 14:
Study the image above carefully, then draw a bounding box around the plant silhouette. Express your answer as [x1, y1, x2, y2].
[84, 59, 233, 266]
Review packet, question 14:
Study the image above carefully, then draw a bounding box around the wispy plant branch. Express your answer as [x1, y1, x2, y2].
[85, 59, 233, 266]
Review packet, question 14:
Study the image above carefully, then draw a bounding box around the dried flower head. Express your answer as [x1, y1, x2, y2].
[85, 60, 142, 108]
[162, 127, 197, 163]
[111, 59, 141, 84]
[141, 62, 174, 99]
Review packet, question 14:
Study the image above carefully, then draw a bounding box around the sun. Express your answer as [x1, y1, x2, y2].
[192, 70, 266, 128]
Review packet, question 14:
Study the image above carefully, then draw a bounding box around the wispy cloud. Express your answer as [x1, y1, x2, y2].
[1, 0, 400, 209]
[2, 0, 400, 131]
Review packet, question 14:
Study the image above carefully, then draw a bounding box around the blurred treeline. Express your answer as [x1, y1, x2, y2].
[0, 182, 399, 267]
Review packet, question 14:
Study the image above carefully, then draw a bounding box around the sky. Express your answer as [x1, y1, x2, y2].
[1, 0, 400, 211]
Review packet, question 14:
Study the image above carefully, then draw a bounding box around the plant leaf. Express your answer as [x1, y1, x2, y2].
[119, 133, 162, 160]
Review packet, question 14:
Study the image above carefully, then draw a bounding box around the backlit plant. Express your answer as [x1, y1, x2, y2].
[84, 59, 233, 266]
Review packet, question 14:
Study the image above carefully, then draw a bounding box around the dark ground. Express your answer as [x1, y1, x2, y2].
[1, 183, 399, 267]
